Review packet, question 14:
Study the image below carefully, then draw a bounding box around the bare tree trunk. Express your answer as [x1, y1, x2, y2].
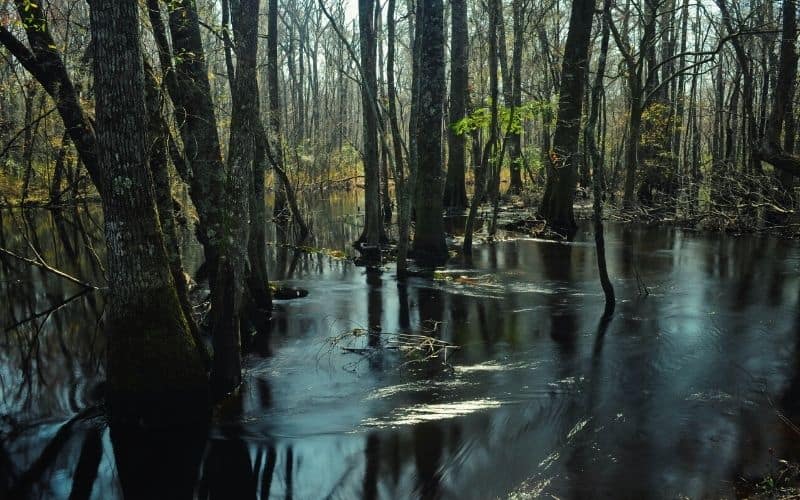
[152, 0, 228, 284]
[588, 0, 615, 317]
[413, 0, 448, 265]
[538, 0, 594, 236]
[20, 85, 38, 204]
[507, 0, 525, 194]
[756, 0, 800, 178]
[268, 0, 289, 224]
[49, 130, 69, 205]
[208, 0, 263, 395]
[768, 0, 798, 195]
[443, 0, 469, 210]
[387, 0, 412, 277]
[464, 0, 500, 255]
[356, 0, 383, 259]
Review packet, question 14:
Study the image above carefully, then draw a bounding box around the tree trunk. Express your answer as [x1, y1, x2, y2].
[412, 0, 448, 265]
[387, 0, 412, 276]
[464, 0, 500, 255]
[623, 98, 643, 208]
[442, 0, 469, 210]
[209, 0, 263, 395]
[756, 0, 800, 179]
[538, 0, 595, 236]
[89, 0, 207, 422]
[267, 0, 289, 224]
[49, 130, 70, 205]
[20, 85, 38, 204]
[507, 0, 525, 194]
[588, 0, 615, 317]
[157, 0, 228, 284]
[357, 0, 383, 258]
[143, 59, 203, 350]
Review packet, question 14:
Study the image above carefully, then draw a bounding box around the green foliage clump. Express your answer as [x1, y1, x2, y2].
[451, 99, 556, 137]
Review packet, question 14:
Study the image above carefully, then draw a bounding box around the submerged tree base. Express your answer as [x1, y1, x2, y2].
[106, 285, 209, 426]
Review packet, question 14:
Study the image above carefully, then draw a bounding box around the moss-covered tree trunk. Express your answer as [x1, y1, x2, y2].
[88, 0, 207, 421]
[413, 0, 448, 266]
[208, 0, 263, 395]
[249, 135, 273, 312]
[160, 0, 228, 283]
[143, 60, 203, 346]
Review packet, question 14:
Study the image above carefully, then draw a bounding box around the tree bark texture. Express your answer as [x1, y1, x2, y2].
[89, 0, 207, 422]
[413, 0, 448, 265]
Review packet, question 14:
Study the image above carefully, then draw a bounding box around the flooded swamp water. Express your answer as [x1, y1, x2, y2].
[2, 197, 800, 499]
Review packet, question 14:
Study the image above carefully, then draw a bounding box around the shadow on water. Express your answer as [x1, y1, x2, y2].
[4, 196, 800, 498]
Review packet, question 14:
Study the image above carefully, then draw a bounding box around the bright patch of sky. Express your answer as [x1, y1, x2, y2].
[343, 0, 358, 21]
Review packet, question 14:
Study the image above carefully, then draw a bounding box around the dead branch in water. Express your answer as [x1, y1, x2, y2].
[0, 246, 98, 290]
[321, 320, 459, 372]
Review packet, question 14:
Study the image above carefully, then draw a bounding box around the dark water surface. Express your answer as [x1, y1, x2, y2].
[2, 197, 800, 499]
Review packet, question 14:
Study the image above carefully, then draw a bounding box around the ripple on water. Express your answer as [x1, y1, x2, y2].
[360, 398, 504, 428]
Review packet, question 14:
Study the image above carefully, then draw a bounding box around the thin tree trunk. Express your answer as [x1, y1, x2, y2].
[507, 0, 525, 194]
[268, 0, 289, 224]
[387, 0, 412, 277]
[153, 0, 228, 285]
[443, 0, 469, 210]
[588, 0, 615, 317]
[49, 130, 69, 205]
[464, 0, 500, 255]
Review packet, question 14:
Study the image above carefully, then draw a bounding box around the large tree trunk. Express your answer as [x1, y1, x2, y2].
[538, 0, 595, 236]
[442, 0, 469, 210]
[89, 0, 207, 422]
[412, 0, 448, 265]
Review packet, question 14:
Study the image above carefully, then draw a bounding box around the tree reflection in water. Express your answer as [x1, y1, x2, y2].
[3, 201, 800, 498]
